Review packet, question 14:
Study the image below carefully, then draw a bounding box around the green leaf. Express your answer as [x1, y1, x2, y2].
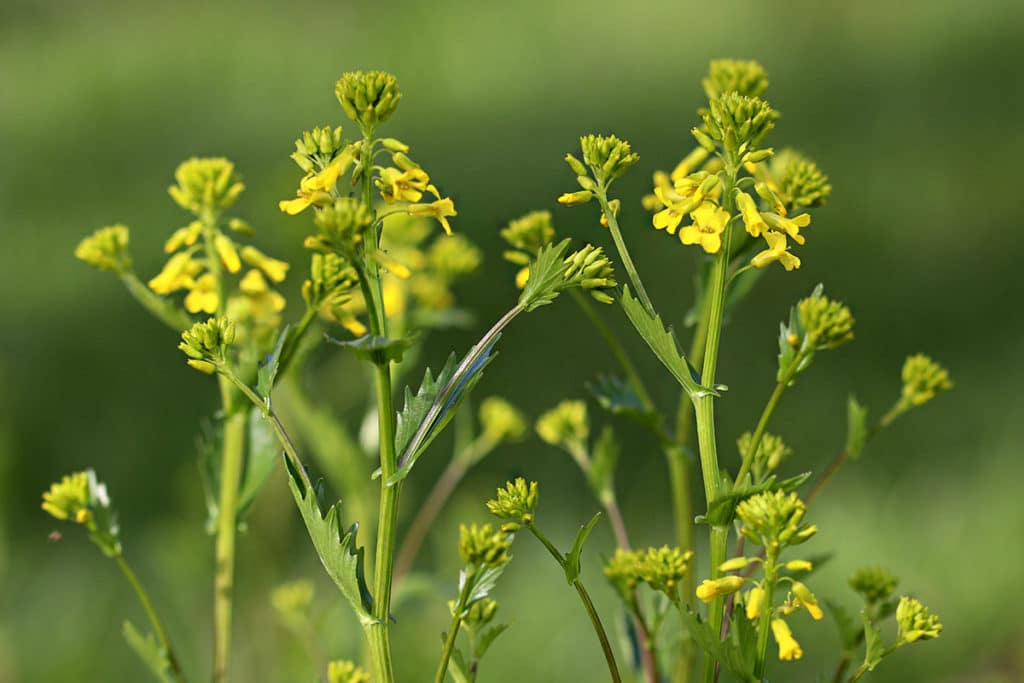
[257, 325, 289, 402]
[677, 607, 757, 683]
[619, 285, 706, 397]
[519, 239, 572, 311]
[122, 621, 175, 683]
[476, 623, 510, 658]
[327, 333, 413, 365]
[826, 599, 862, 650]
[463, 563, 509, 607]
[698, 472, 812, 526]
[846, 394, 870, 461]
[236, 410, 278, 522]
[284, 458, 375, 626]
[862, 609, 885, 671]
[390, 339, 501, 485]
[447, 648, 472, 683]
[587, 426, 619, 503]
[564, 511, 602, 584]
[587, 374, 660, 431]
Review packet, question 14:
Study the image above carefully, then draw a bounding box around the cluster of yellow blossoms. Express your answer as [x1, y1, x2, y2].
[645, 60, 830, 272]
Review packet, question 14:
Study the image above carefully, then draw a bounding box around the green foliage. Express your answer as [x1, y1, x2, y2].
[284, 459, 375, 627]
[518, 239, 572, 311]
[619, 286, 704, 397]
[846, 395, 870, 460]
[564, 512, 601, 584]
[122, 621, 177, 683]
[327, 333, 413, 366]
[678, 607, 758, 683]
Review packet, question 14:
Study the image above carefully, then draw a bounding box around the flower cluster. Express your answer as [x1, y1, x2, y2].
[849, 565, 899, 605]
[797, 292, 855, 350]
[562, 244, 617, 304]
[899, 354, 953, 410]
[478, 397, 528, 444]
[535, 400, 589, 454]
[74, 225, 131, 274]
[604, 546, 694, 600]
[486, 478, 539, 529]
[500, 211, 557, 288]
[41, 469, 121, 557]
[458, 523, 513, 568]
[737, 431, 792, 481]
[702, 59, 770, 100]
[335, 70, 401, 131]
[178, 317, 236, 374]
[327, 660, 371, 683]
[559, 134, 638, 206]
[896, 597, 942, 643]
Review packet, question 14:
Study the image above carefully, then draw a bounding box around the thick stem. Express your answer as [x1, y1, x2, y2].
[119, 272, 193, 331]
[115, 553, 186, 682]
[212, 408, 247, 683]
[369, 362, 400, 683]
[695, 169, 737, 683]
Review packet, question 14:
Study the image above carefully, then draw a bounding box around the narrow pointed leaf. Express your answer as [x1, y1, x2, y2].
[564, 511, 602, 584]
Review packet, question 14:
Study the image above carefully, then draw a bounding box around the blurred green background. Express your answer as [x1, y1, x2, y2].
[2, 0, 1023, 681]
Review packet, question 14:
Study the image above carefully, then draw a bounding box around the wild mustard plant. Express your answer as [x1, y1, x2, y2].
[49, 60, 953, 683]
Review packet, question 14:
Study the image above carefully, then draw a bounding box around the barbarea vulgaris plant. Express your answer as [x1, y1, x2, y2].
[50, 60, 950, 683]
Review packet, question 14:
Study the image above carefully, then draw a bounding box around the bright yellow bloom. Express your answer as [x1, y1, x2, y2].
[790, 581, 823, 620]
[651, 175, 708, 234]
[745, 586, 765, 621]
[751, 231, 801, 271]
[214, 234, 241, 273]
[679, 202, 730, 254]
[407, 198, 456, 235]
[184, 273, 219, 314]
[763, 212, 811, 245]
[771, 619, 803, 661]
[278, 160, 346, 215]
[41, 472, 90, 521]
[163, 221, 203, 253]
[377, 164, 439, 204]
[240, 246, 289, 283]
[515, 266, 530, 289]
[149, 251, 201, 294]
[736, 191, 769, 237]
[696, 575, 745, 602]
[239, 269, 286, 318]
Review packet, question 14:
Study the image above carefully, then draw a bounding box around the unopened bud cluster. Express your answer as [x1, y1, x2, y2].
[535, 401, 588, 453]
[291, 125, 348, 174]
[178, 317, 236, 373]
[695, 93, 777, 158]
[738, 431, 791, 478]
[327, 660, 371, 683]
[896, 597, 942, 643]
[335, 70, 401, 130]
[168, 157, 245, 216]
[797, 293, 855, 350]
[486, 478, 539, 529]
[458, 523, 513, 568]
[849, 566, 899, 605]
[735, 490, 817, 553]
[702, 59, 769, 99]
[478, 397, 528, 443]
[604, 546, 694, 599]
[563, 244, 617, 304]
[307, 199, 374, 254]
[899, 354, 953, 409]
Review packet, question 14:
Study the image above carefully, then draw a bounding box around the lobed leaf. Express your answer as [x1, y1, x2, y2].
[518, 239, 572, 311]
[619, 286, 705, 397]
[327, 333, 413, 366]
[284, 458, 375, 626]
[122, 621, 176, 683]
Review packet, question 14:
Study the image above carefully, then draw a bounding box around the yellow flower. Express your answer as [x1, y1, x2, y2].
[240, 246, 289, 283]
[751, 231, 801, 271]
[670, 147, 710, 182]
[239, 269, 286, 318]
[149, 251, 201, 294]
[184, 273, 219, 314]
[790, 581, 823, 620]
[695, 575, 745, 602]
[736, 191, 769, 237]
[679, 202, 730, 254]
[215, 234, 241, 273]
[407, 198, 456, 235]
[515, 266, 530, 289]
[377, 159, 439, 204]
[771, 618, 803, 661]
[163, 221, 203, 253]
[278, 163, 342, 215]
[745, 586, 765, 621]
[763, 212, 811, 245]
[41, 472, 90, 521]
[651, 174, 708, 234]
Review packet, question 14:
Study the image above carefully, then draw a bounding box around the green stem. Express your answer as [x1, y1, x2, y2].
[119, 273, 193, 331]
[212, 408, 247, 683]
[527, 524, 621, 683]
[434, 576, 474, 683]
[115, 553, 186, 682]
[597, 191, 657, 317]
[732, 360, 798, 489]
[368, 361, 400, 683]
[695, 168, 738, 683]
[394, 455, 470, 582]
[845, 645, 900, 683]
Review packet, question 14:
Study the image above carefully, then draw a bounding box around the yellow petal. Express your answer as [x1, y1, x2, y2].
[215, 234, 241, 273]
[279, 196, 312, 215]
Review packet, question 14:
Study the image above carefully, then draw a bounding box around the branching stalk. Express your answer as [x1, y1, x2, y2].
[115, 553, 187, 682]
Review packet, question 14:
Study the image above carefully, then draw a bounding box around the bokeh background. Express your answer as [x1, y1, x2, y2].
[2, 0, 1023, 681]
